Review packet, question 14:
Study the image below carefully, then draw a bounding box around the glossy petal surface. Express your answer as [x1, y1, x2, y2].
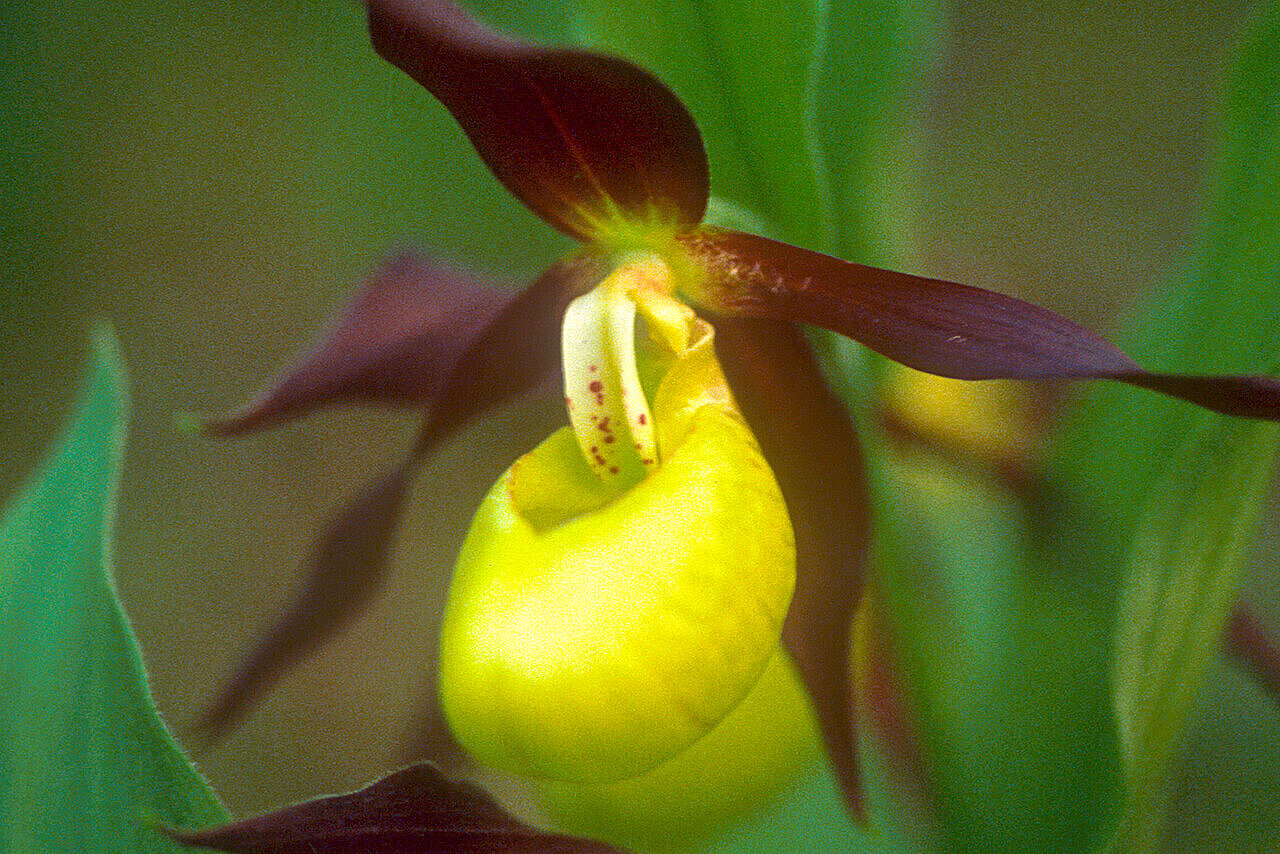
[681, 228, 1280, 419]
[713, 317, 870, 819]
[440, 316, 793, 782]
[368, 0, 709, 241]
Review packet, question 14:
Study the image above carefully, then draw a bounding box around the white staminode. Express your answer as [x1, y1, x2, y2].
[560, 254, 685, 487]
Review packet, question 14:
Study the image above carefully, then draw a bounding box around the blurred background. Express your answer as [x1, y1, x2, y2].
[2, 0, 1276, 848]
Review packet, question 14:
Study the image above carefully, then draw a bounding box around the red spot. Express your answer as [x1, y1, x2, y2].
[589, 446, 598, 453]
[637, 413, 647, 425]
[594, 455, 607, 466]
[642, 458, 654, 465]
[588, 380, 603, 393]
[604, 435, 616, 444]
[634, 442, 643, 450]
[596, 417, 612, 433]
[589, 364, 598, 372]
[609, 466, 619, 474]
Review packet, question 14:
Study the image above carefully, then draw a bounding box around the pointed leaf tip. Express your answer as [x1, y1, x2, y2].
[2, 333, 228, 848]
[681, 228, 1280, 420]
[367, 0, 709, 240]
[168, 764, 629, 853]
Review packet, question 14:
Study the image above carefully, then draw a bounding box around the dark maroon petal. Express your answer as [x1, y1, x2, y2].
[167, 764, 628, 853]
[413, 251, 606, 455]
[367, 0, 708, 240]
[1227, 604, 1280, 708]
[208, 251, 509, 435]
[195, 462, 416, 747]
[198, 255, 600, 745]
[681, 228, 1280, 420]
[713, 317, 871, 822]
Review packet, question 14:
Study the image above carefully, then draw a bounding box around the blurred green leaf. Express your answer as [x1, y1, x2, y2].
[1049, 0, 1280, 570]
[1039, 4, 1280, 849]
[1160, 663, 1280, 853]
[0, 329, 226, 852]
[1107, 398, 1278, 853]
[809, 0, 941, 262]
[870, 454, 1122, 852]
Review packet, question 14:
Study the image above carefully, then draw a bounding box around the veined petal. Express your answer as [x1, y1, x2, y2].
[207, 252, 507, 435]
[199, 254, 603, 743]
[712, 317, 871, 820]
[680, 228, 1280, 420]
[368, 0, 709, 241]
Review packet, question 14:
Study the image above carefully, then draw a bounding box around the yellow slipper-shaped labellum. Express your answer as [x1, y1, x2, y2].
[439, 261, 795, 782]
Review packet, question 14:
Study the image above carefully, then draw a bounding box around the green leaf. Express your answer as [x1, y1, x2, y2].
[1049, 0, 1280, 572]
[1042, 4, 1280, 848]
[870, 453, 1122, 852]
[1107, 400, 1279, 853]
[0, 329, 226, 852]
[808, 0, 941, 262]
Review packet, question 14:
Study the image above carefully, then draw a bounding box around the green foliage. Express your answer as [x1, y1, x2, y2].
[0, 330, 226, 853]
[1109, 396, 1279, 852]
[1050, 0, 1280, 569]
[865, 3, 1280, 850]
[808, 0, 941, 262]
[1046, 3, 1280, 847]
[873, 457, 1124, 852]
[4, 3, 1278, 853]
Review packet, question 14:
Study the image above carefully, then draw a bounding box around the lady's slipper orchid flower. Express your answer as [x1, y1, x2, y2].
[199, 0, 1280, 820]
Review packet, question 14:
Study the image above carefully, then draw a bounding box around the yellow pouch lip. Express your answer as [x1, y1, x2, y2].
[439, 310, 795, 782]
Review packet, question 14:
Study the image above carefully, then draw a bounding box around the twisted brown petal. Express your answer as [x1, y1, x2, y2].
[167, 764, 627, 853]
[682, 228, 1280, 420]
[197, 255, 602, 744]
[207, 251, 508, 435]
[713, 317, 871, 821]
[368, 0, 709, 241]
[195, 463, 415, 747]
